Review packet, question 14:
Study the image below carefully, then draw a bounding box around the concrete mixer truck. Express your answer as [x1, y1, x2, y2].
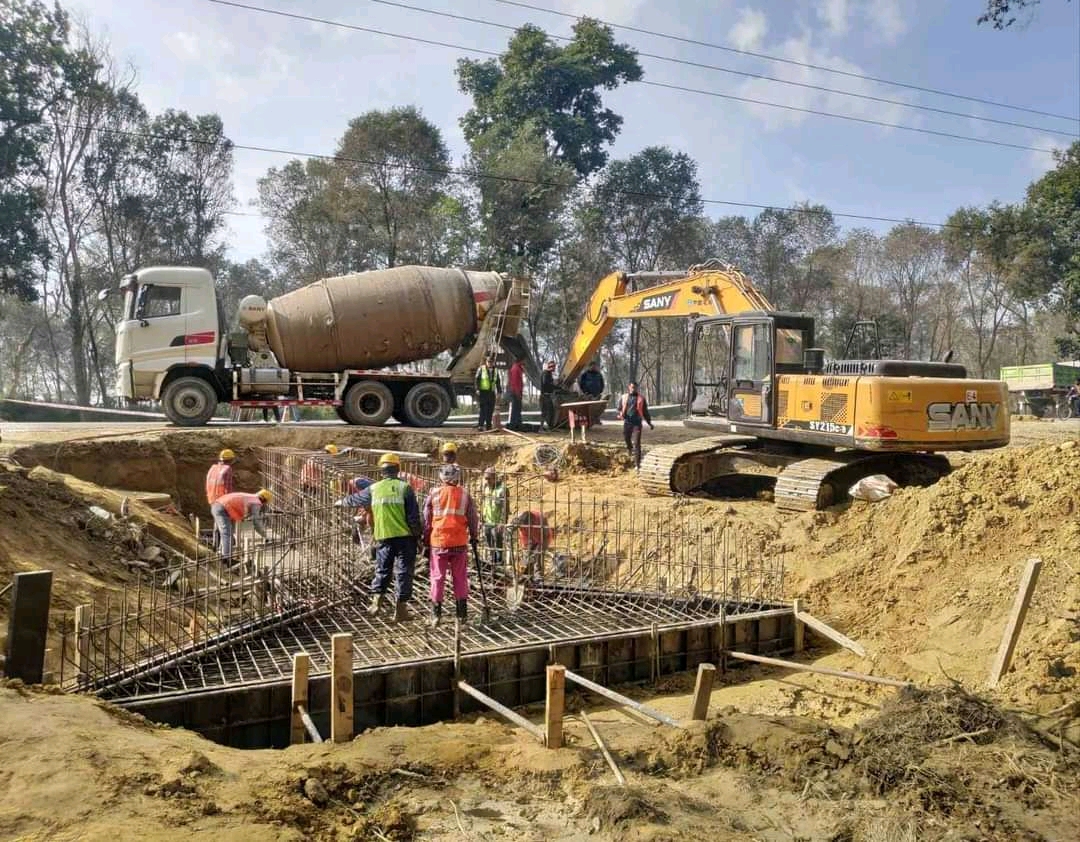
[105, 265, 530, 427]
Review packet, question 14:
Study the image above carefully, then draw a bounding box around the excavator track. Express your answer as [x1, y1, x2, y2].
[773, 452, 952, 511]
[638, 435, 759, 496]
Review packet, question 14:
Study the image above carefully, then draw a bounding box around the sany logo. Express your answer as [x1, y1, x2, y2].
[927, 401, 1001, 431]
[635, 292, 677, 312]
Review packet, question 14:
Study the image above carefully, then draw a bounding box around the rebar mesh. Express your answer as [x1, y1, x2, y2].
[58, 445, 786, 701]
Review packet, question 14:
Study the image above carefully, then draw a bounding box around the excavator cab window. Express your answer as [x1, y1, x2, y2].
[729, 321, 772, 424]
[689, 321, 731, 416]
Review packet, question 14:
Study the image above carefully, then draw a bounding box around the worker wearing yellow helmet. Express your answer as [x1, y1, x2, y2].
[440, 441, 458, 464]
[356, 451, 421, 622]
[300, 443, 343, 494]
[211, 488, 272, 564]
[205, 448, 237, 551]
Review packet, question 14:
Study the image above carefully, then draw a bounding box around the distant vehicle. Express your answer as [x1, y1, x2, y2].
[104, 265, 530, 427]
[999, 362, 1080, 419]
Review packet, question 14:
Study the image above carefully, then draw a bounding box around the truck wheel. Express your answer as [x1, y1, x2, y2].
[334, 405, 349, 423]
[342, 380, 394, 426]
[162, 376, 218, 426]
[1056, 400, 1073, 420]
[402, 382, 452, 427]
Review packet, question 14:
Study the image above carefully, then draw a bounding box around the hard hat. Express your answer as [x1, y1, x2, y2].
[219, 448, 236, 462]
[440, 442, 458, 454]
[378, 452, 401, 468]
[348, 476, 373, 493]
[439, 464, 461, 484]
[257, 488, 273, 504]
[483, 466, 497, 478]
[324, 444, 339, 455]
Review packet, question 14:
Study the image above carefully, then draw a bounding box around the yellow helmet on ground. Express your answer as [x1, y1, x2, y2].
[440, 441, 458, 454]
[219, 449, 236, 462]
[257, 488, 273, 504]
[378, 452, 401, 468]
[324, 444, 339, 455]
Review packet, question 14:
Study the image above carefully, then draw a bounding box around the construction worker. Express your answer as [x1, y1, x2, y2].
[475, 354, 502, 431]
[335, 476, 374, 543]
[1068, 378, 1080, 417]
[422, 464, 479, 628]
[617, 381, 654, 469]
[211, 489, 273, 563]
[440, 441, 458, 464]
[358, 453, 421, 622]
[480, 467, 508, 573]
[511, 509, 552, 581]
[540, 360, 557, 430]
[300, 444, 340, 495]
[578, 361, 605, 400]
[205, 449, 236, 550]
[508, 357, 525, 430]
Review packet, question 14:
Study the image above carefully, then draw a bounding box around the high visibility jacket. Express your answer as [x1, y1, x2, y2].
[300, 457, 323, 488]
[370, 477, 411, 540]
[218, 492, 262, 523]
[482, 482, 508, 525]
[516, 510, 552, 551]
[205, 462, 234, 505]
[429, 485, 470, 548]
[475, 365, 500, 393]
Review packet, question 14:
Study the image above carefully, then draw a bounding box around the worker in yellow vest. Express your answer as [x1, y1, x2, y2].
[422, 464, 479, 627]
[474, 355, 502, 431]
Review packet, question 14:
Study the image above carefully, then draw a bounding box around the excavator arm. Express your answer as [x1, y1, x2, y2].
[559, 264, 774, 387]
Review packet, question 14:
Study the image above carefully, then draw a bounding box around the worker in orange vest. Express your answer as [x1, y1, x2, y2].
[511, 509, 553, 581]
[211, 489, 273, 563]
[300, 444, 340, 495]
[205, 449, 236, 550]
[422, 464, 479, 628]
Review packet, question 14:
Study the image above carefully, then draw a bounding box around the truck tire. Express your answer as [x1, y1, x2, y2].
[402, 382, 452, 427]
[162, 376, 218, 426]
[334, 405, 349, 423]
[342, 380, 394, 426]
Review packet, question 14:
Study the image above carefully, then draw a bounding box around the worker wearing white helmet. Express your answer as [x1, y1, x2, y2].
[356, 452, 421, 623]
[422, 463, 479, 628]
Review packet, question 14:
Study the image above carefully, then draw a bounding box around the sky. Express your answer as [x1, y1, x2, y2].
[68, 0, 1080, 263]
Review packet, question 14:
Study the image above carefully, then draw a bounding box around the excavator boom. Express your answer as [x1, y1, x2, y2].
[559, 263, 772, 387]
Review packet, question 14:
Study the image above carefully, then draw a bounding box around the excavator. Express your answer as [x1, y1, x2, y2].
[559, 259, 1010, 510]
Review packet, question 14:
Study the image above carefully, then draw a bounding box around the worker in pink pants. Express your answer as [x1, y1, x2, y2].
[422, 464, 479, 628]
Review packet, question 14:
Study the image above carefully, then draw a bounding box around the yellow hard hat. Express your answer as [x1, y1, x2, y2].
[257, 488, 273, 504]
[378, 452, 401, 468]
[219, 449, 236, 461]
[440, 442, 458, 454]
[324, 444, 339, 455]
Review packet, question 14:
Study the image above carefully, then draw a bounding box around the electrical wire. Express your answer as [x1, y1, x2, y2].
[203, 0, 1065, 155]
[487, 0, 1080, 124]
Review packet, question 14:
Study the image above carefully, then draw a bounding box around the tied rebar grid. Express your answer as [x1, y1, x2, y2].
[58, 445, 785, 701]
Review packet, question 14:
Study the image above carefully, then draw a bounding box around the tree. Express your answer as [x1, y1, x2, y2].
[878, 224, 946, 359]
[0, 0, 93, 300]
[457, 20, 642, 180]
[978, 0, 1072, 28]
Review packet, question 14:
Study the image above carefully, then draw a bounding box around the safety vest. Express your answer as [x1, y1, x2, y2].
[430, 484, 469, 548]
[477, 365, 493, 392]
[300, 457, 323, 488]
[370, 477, 411, 540]
[205, 463, 234, 505]
[482, 482, 507, 525]
[218, 492, 261, 523]
[516, 510, 552, 551]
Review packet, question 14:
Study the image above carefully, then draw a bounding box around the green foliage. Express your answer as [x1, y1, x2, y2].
[457, 19, 642, 180]
[977, 0, 1072, 28]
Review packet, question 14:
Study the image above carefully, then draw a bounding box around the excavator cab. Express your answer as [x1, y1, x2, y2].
[687, 312, 816, 430]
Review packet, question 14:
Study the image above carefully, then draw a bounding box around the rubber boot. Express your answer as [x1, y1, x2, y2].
[428, 602, 442, 629]
[455, 598, 468, 627]
[367, 592, 384, 616]
[393, 601, 411, 623]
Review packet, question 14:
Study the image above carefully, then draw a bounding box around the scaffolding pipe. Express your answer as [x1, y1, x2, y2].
[458, 680, 544, 741]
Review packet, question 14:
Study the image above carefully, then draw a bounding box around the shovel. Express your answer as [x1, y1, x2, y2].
[470, 542, 493, 625]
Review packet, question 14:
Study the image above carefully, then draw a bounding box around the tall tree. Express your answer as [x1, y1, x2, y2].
[978, 0, 1072, 28]
[879, 223, 946, 359]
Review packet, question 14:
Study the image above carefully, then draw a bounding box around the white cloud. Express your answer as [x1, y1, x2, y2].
[550, 0, 649, 26]
[863, 0, 908, 45]
[1027, 136, 1066, 176]
[728, 8, 768, 51]
[817, 0, 849, 37]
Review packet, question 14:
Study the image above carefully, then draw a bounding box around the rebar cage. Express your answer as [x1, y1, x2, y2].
[57, 445, 786, 701]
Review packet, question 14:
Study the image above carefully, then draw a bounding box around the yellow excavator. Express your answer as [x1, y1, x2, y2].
[560, 260, 1010, 510]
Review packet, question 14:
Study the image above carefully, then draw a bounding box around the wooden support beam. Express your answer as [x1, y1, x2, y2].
[545, 664, 566, 748]
[564, 669, 682, 728]
[727, 651, 910, 688]
[794, 607, 866, 657]
[581, 710, 626, 786]
[296, 704, 323, 744]
[988, 558, 1043, 688]
[689, 663, 716, 721]
[331, 634, 354, 744]
[291, 652, 310, 745]
[458, 680, 545, 741]
[74, 603, 91, 687]
[792, 599, 805, 653]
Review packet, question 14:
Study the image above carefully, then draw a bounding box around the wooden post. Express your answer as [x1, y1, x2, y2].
[74, 602, 91, 687]
[689, 663, 716, 721]
[331, 634, 354, 743]
[545, 664, 566, 748]
[988, 558, 1043, 688]
[291, 652, 310, 745]
[4, 571, 53, 684]
[792, 599, 805, 654]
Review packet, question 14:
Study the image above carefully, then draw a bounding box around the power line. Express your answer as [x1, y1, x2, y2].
[66, 121, 963, 230]
[205, 0, 1062, 154]
[487, 0, 1080, 124]
[360, 0, 1076, 138]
